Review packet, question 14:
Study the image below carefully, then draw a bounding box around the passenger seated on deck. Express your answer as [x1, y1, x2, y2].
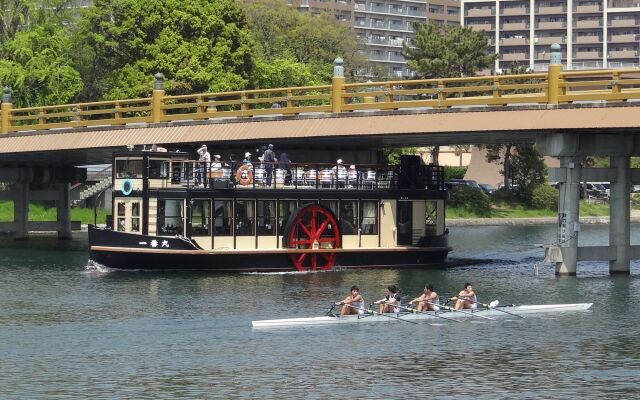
[374, 285, 401, 313]
[409, 284, 439, 312]
[335, 286, 365, 316]
[451, 283, 477, 310]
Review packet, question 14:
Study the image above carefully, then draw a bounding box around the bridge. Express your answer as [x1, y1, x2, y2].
[2, 44, 640, 276]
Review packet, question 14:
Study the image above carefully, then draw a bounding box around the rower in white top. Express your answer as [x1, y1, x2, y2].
[374, 285, 401, 314]
[336, 285, 365, 316]
[451, 282, 477, 311]
[409, 284, 439, 312]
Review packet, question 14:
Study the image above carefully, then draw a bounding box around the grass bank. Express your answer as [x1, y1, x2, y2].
[447, 201, 610, 219]
[0, 201, 108, 225]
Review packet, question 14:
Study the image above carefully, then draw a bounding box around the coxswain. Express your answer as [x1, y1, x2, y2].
[451, 282, 477, 310]
[409, 284, 439, 312]
[374, 285, 401, 314]
[336, 286, 365, 316]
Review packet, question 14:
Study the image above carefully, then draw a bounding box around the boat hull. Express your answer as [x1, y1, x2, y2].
[251, 303, 594, 328]
[88, 226, 451, 272]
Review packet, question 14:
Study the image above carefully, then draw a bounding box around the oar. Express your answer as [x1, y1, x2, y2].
[468, 299, 524, 319]
[343, 303, 418, 324]
[438, 300, 495, 321]
[396, 303, 461, 323]
[326, 303, 337, 317]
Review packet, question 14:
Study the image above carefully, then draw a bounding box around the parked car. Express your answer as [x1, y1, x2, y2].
[445, 179, 482, 190]
[478, 183, 496, 195]
[583, 182, 609, 199]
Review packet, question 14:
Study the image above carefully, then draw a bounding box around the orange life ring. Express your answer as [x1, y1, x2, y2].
[235, 165, 253, 186]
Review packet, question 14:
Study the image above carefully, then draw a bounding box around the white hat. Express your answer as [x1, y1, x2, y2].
[245, 152, 251, 158]
[349, 164, 356, 169]
[337, 159, 343, 164]
[200, 144, 207, 149]
[214, 154, 221, 159]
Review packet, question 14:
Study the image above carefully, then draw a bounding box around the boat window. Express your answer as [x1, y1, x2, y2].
[115, 159, 143, 178]
[319, 200, 338, 217]
[131, 202, 141, 233]
[339, 200, 358, 235]
[257, 200, 276, 235]
[157, 199, 184, 235]
[149, 159, 170, 179]
[214, 200, 233, 236]
[278, 200, 297, 231]
[235, 200, 255, 236]
[116, 202, 126, 232]
[360, 200, 378, 235]
[191, 199, 211, 236]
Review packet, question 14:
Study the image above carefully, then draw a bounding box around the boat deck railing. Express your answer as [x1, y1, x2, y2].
[134, 161, 444, 191]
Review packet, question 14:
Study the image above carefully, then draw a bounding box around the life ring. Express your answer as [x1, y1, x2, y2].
[122, 178, 133, 196]
[235, 165, 253, 186]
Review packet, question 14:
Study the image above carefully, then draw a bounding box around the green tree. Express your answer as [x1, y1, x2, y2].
[74, 0, 256, 100]
[403, 23, 497, 79]
[485, 143, 546, 202]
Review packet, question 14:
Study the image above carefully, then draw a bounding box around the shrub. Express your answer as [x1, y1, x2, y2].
[491, 187, 515, 203]
[449, 185, 492, 217]
[531, 184, 558, 210]
[443, 166, 467, 181]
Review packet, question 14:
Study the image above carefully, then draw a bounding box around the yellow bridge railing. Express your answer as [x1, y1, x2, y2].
[1, 62, 640, 135]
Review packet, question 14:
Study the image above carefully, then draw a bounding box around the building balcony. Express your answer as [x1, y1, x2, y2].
[535, 52, 567, 61]
[575, 35, 602, 44]
[502, 52, 528, 61]
[575, 50, 602, 59]
[501, 22, 529, 30]
[469, 23, 494, 31]
[609, 19, 637, 28]
[501, 37, 529, 45]
[574, 20, 602, 29]
[609, 34, 638, 43]
[466, 8, 494, 17]
[575, 5, 602, 13]
[537, 21, 567, 29]
[536, 6, 566, 14]
[501, 7, 529, 16]
[609, 50, 639, 59]
[535, 36, 566, 45]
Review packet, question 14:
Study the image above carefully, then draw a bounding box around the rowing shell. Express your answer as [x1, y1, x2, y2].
[251, 303, 593, 328]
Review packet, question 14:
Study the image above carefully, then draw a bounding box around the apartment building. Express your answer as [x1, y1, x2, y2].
[289, 0, 461, 77]
[461, 0, 640, 72]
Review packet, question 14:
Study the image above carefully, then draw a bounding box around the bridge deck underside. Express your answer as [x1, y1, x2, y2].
[1, 104, 640, 166]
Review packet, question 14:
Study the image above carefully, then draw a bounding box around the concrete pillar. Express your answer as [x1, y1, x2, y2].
[13, 182, 29, 240]
[57, 182, 72, 240]
[556, 156, 582, 276]
[609, 155, 630, 274]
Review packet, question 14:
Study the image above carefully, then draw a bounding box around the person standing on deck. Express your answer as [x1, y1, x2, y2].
[278, 152, 291, 185]
[451, 283, 477, 310]
[409, 284, 440, 312]
[336, 286, 365, 316]
[263, 144, 276, 187]
[197, 145, 210, 188]
[374, 285, 401, 314]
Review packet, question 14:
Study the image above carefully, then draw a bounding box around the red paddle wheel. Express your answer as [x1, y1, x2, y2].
[283, 204, 341, 271]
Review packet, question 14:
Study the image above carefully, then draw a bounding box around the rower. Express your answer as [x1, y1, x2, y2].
[336, 286, 365, 316]
[409, 284, 439, 312]
[374, 285, 401, 314]
[451, 282, 477, 310]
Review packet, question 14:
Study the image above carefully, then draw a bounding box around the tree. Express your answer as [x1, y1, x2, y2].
[74, 0, 256, 100]
[242, 0, 367, 86]
[403, 23, 497, 79]
[485, 143, 546, 201]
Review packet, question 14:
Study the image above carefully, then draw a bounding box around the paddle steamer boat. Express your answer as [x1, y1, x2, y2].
[88, 150, 450, 272]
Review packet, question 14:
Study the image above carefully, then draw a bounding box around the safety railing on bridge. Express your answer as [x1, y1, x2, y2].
[2, 54, 640, 135]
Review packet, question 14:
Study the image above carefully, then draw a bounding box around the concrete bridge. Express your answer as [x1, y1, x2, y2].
[2, 45, 640, 275]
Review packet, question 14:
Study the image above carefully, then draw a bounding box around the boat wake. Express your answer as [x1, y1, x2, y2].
[84, 260, 112, 274]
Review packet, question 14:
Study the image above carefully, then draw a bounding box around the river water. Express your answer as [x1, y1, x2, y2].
[1, 225, 639, 399]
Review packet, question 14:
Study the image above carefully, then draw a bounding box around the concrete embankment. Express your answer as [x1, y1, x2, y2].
[448, 216, 640, 227]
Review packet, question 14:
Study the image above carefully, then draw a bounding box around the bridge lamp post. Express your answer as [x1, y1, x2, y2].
[1, 87, 11, 134]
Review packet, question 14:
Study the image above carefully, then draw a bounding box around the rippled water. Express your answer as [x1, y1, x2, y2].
[1, 225, 640, 399]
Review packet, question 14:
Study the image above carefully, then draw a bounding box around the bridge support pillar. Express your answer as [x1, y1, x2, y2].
[56, 182, 72, 240]
[556, 155, 581, 276]
[609, 155, 630, 274]
[13, 181, 29, 240]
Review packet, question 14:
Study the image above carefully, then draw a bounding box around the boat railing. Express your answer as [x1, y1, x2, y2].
[158, 161, 444, 191]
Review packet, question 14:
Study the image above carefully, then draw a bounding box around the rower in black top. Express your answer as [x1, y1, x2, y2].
[374, 285, 401, 314]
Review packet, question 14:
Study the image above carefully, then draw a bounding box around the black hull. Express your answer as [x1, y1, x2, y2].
[88, 226, 450, 272]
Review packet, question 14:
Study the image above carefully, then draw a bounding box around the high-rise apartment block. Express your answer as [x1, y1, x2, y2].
[461, 0, 640, 72]
[289, 0, 461, 77]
